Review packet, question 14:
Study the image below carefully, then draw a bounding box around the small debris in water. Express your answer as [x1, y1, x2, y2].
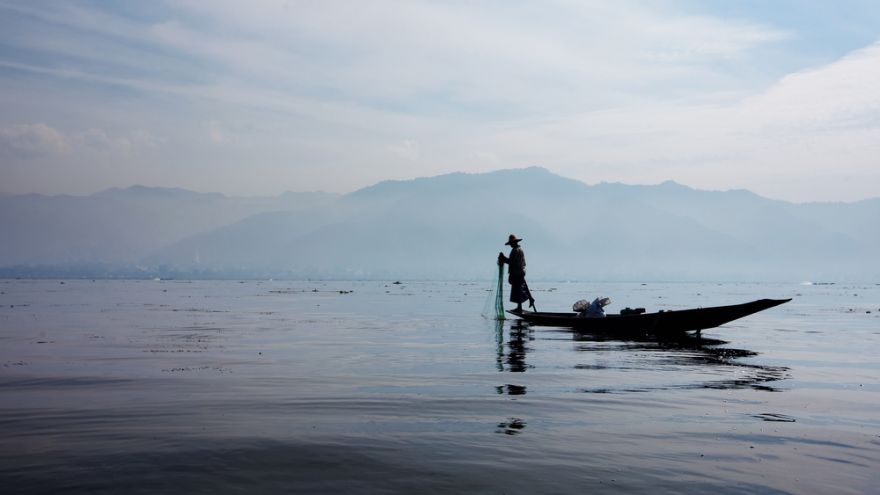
[496, 417, 526, 435]
[752, 413, 796, 422]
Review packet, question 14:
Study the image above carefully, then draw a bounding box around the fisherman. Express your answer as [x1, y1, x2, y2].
[498, 234, 536, 313]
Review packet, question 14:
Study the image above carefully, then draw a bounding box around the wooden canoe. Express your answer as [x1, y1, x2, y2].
[508, 298, 790, 335]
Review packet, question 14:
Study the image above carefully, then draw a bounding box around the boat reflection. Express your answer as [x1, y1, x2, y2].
[562, 327, 790, 393]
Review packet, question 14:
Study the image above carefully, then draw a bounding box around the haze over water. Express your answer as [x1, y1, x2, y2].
[1, 279, 878, 494]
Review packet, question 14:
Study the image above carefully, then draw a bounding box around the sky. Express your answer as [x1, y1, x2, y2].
[1, 0, 879, 202]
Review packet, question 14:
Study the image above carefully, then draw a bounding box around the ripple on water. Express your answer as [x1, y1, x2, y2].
[1, 280, 879, 494]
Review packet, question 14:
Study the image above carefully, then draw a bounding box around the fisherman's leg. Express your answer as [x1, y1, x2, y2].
[510, 277, 528, 312]
[523, 280, 536, 309]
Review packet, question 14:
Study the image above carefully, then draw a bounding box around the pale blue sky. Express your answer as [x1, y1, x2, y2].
[1, 0, 879, 201]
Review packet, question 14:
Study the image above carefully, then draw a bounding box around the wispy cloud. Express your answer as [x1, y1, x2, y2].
[0, 123, 67, 157]
[517, 40, 880, 200]
[0, 122, 158, 159]
[0, 1, 793, 114]
[0, 0, 877, 200]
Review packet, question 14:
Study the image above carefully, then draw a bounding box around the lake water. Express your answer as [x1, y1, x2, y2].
[1, 279, 878, 494]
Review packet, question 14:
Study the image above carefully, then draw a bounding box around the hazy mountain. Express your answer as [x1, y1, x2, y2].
[145, 168, 879, 282]
[0, 186, 338, 265]
[2, 168, 877, 281]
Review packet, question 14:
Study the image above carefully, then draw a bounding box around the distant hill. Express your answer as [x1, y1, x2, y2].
[1, 169, 877, 281]
[146, 168, 878, 281]
[0, 186, 338, 265]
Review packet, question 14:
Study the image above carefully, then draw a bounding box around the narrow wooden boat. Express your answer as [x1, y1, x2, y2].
[508, 298, 790, 335]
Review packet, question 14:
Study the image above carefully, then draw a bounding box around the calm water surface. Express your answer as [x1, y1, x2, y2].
[1, 279, 879, 494]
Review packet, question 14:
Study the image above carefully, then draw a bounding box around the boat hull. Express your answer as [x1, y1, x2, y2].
[508, 298, 790, 334]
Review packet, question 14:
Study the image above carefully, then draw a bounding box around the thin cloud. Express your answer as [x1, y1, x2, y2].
[0, 123, 67, 157]
[0, 122, 157, 159]
[1, 0, 793, 112]
[0, 1, 876, 200]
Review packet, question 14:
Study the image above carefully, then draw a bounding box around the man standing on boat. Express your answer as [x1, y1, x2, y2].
[498, 234, 536, 313]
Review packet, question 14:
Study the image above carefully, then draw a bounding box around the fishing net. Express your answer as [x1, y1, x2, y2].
[481, 261, 506, 320]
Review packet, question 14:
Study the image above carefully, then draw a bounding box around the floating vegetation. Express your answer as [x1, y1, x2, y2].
[161, 365, 231, 373]
[269, 289, 354, 294]
[170, 308, 229, 313]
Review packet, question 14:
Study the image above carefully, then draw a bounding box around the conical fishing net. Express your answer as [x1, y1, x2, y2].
[481, 261, 506, 320]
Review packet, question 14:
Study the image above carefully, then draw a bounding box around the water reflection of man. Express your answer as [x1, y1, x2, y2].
[505, 322, 530, 374]
[494, 320, 530, 434]
[498, 234, 535, 313]
[494, 320, 532, 381]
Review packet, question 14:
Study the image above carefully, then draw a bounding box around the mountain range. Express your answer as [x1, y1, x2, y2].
[2, 167, 878, 282]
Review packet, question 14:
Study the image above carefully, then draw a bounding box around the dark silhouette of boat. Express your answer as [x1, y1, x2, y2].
[508, 298, 790, 336]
